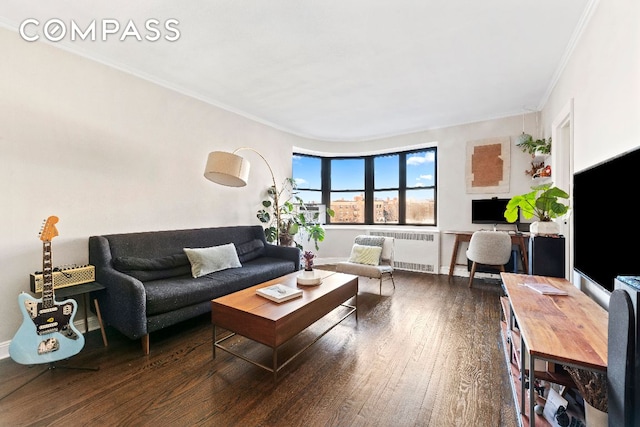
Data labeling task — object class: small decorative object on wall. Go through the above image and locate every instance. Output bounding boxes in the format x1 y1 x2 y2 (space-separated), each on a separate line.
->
466 137 510 194
504 182 569 235
516 135 552 156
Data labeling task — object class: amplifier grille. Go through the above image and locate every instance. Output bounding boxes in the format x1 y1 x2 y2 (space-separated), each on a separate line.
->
30 265 95 293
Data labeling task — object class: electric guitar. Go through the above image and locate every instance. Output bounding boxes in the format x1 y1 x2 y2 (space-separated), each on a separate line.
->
9 216 85 364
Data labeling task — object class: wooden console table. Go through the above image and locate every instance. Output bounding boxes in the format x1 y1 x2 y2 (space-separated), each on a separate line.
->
445 231 529 280
501 273 608 427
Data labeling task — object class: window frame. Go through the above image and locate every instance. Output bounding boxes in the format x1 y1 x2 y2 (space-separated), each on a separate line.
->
293 147 437 226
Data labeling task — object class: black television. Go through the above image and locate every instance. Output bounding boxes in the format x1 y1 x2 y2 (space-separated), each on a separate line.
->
471 198 515 225
574 146 640 292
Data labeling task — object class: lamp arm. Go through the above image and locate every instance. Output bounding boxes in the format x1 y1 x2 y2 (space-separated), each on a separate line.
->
233 147 281 245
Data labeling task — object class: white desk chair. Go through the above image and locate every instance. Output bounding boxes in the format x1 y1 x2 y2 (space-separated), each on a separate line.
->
466 230 512 287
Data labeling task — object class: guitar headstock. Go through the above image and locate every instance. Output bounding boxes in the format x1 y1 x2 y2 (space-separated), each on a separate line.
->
39 216 59 242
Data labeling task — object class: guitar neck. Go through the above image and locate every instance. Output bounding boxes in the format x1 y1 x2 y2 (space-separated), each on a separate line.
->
42 240 55 309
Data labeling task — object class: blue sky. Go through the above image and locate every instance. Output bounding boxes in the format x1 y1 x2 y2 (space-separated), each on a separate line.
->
292 150 435 190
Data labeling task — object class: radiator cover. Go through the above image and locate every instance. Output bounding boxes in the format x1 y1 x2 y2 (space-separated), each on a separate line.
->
370 231 440 273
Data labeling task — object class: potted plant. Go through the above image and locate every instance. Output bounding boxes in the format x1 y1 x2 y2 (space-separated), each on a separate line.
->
504 182 569 235
257 177 335 250
564 366 607 426
302 250 315 271
516 134 552 156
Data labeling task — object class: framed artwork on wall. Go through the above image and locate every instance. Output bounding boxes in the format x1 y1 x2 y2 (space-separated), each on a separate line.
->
465 136 510 194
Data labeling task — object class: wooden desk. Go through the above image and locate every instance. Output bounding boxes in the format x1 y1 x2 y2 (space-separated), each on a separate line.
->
501 273 608 427
445 231 529 280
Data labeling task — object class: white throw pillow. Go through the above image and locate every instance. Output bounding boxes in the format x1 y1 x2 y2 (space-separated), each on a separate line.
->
183 243 242 278
348 244 382 266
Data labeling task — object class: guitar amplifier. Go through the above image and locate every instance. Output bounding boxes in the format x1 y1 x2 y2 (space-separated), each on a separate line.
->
30 265 95 293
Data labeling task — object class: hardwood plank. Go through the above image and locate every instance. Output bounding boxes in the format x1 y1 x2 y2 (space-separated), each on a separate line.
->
0 271 517 426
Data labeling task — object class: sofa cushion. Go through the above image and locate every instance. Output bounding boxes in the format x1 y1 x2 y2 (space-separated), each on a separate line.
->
113 253 191 281
184 243 242 278
144 257 297 315
236 238 266 263
113 253 189 270
348 244 383 266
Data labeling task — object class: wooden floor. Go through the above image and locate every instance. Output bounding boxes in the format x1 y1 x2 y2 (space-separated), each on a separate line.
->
0 271 517 427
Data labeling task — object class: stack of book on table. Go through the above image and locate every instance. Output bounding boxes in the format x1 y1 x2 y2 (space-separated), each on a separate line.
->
256 284 303 303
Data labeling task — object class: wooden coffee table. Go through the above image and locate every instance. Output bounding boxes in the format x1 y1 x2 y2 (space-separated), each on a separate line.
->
211 270 358 380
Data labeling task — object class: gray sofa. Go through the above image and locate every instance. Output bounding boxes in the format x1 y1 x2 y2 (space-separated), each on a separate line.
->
89 225 300 354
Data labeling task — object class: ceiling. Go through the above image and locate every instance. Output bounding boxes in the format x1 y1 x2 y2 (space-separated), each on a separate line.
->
0 1 592 142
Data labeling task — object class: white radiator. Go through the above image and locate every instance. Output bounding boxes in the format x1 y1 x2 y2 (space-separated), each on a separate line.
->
370 231 440 274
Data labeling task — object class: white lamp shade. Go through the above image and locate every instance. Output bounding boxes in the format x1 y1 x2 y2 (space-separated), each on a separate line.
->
204 151 251 187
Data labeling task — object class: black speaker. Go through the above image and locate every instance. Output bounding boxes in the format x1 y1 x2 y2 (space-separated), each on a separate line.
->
467 248 518 273
613 277 640 427
528 235 565 277
608 288 636 427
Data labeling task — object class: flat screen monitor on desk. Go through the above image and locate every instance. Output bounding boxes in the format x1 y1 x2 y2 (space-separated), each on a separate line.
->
471 198 516 225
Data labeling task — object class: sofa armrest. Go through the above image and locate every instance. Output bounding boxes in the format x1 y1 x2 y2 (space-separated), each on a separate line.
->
89 236 148 339
264 244 301 270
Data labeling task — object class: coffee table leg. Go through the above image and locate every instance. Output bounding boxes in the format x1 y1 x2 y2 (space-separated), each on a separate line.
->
355 294 358 322
273 348 277 382
213 324 216 359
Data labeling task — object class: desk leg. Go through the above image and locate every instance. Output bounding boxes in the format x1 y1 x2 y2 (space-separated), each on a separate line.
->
93 299 108 347
448 235 461 281
520 335 526 416
83 294 90 333
529 350 536 427
518 237 529 274
508 304 514 364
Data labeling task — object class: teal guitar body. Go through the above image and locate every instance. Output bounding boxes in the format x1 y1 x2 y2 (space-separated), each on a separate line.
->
9 216 85 365
9 292 84 364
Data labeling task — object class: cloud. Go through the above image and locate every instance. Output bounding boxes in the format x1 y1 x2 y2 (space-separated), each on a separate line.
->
407 151 435 166
294 177 308 186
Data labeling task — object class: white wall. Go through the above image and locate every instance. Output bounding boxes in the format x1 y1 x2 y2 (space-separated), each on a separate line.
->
0 27 304 347
541 0 640 307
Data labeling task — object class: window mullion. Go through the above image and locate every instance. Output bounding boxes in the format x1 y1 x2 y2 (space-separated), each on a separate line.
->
364 157 373 224
399 153 406 224
322 157 331 223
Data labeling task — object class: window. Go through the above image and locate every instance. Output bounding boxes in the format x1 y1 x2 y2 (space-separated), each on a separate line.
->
292 148 437 226
405 150 436 225
374 154 399 224
330 159 365 223
292 154 322 206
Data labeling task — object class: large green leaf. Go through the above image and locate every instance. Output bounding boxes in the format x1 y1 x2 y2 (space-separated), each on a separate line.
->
504 183 569 223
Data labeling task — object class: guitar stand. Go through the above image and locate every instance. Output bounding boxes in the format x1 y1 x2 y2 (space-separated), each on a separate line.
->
0 361 99 401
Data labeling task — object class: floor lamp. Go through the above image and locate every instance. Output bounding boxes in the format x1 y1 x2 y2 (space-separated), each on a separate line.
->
203 148 281 244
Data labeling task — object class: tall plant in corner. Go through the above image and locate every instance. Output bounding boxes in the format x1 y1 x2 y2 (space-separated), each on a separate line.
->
257 177 335 250
504 182 569 235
